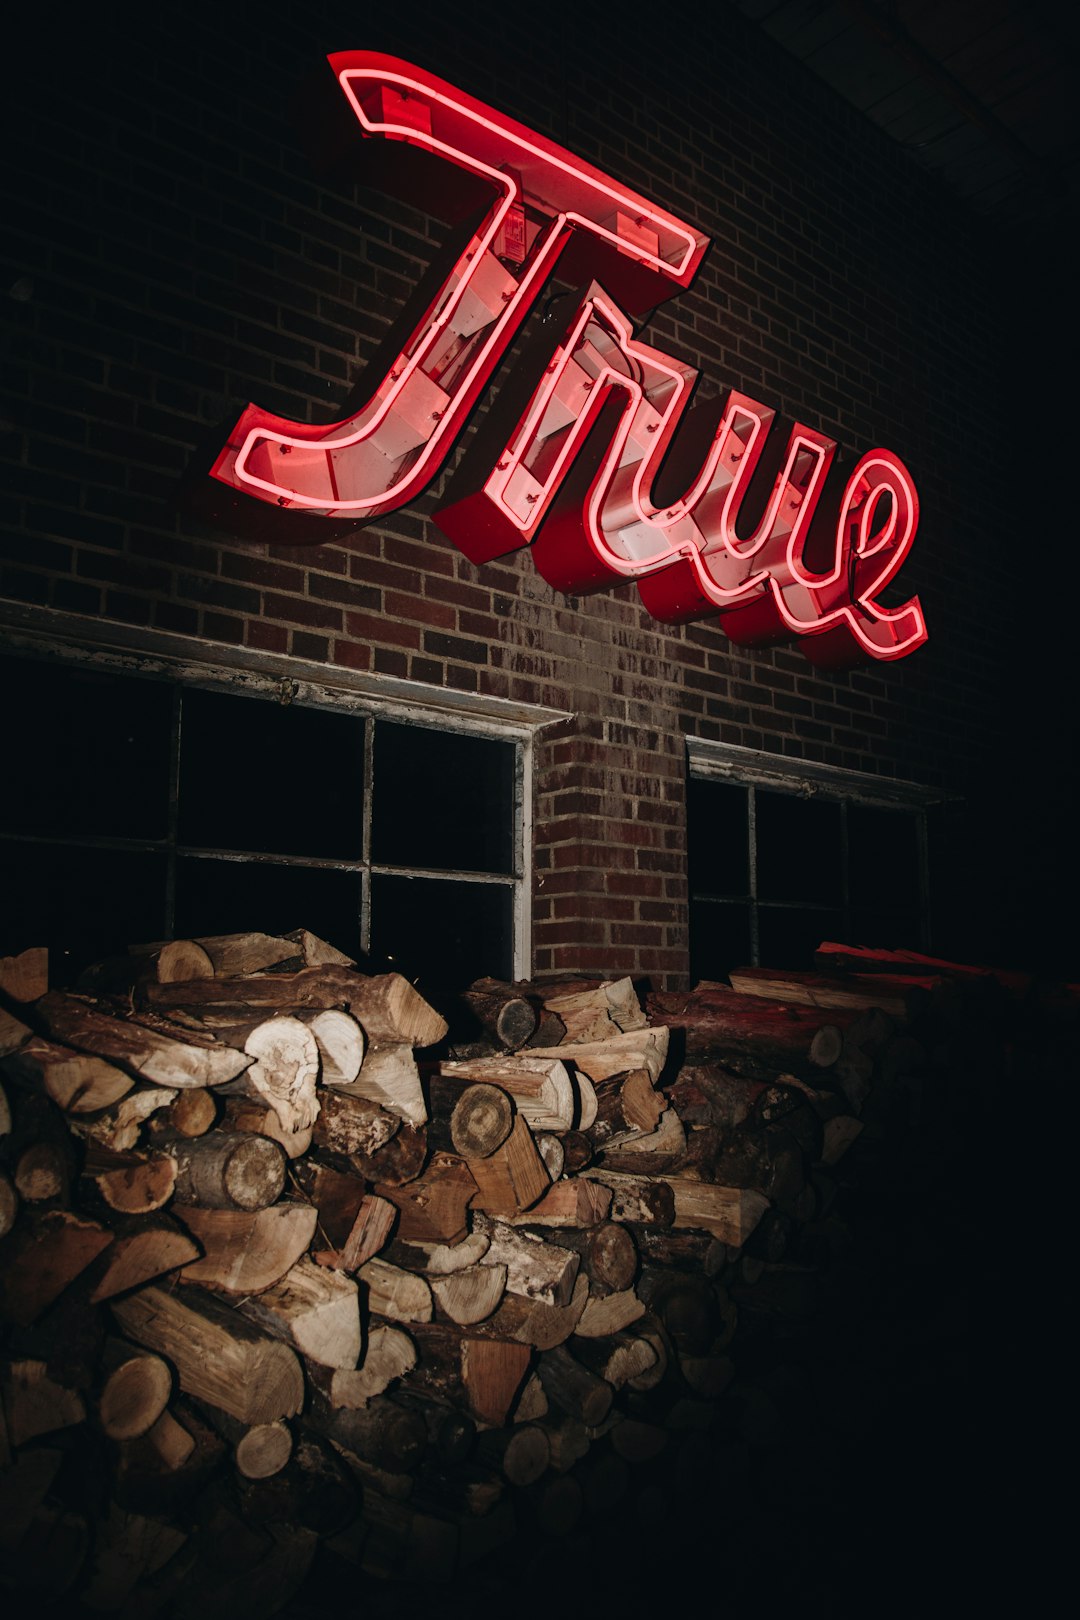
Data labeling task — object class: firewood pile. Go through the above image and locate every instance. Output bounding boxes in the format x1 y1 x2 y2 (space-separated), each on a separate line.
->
0 931 1066 1610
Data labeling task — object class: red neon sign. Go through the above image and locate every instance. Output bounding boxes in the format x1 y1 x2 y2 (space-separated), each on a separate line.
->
207 52 925 666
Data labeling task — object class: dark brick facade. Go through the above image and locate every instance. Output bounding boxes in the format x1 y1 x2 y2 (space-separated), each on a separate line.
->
3 2 1071 979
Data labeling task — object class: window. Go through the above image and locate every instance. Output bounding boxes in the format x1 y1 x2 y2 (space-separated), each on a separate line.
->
0 650 534 994
687 739 933 983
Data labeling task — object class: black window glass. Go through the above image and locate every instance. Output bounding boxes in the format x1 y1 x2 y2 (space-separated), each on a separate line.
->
757 905 841 971
178 688 365 859
690 898 751 985
1 655 171 840
371 723 515 875
688 779 749 897
369 874 512 992
850 909 923 952
174 857 362 959
848 805 921 911
756 790 841 905
0 842 167 985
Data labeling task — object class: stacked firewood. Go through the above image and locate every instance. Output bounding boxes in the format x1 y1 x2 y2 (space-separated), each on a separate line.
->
1 929 1035 1608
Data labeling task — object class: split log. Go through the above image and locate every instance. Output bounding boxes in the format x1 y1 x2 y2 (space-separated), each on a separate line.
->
220 1095 311 1159
473 1216 580 1306
669 1065 765 1129
69 1083 178 1151
291 1159 366 1249
382 1230 490 1276
501 1177 612 1229
358 1258 434 1323
111 1401 223 1517
584 1068 664 1149
81 1141 177 1214
84 1211 199 1303
294 1007 365 1085
430 1263 507 1325
0 1171 16 1239
145 967 448 1048
541 977 646 1042
466 1113 551 1216
0 946 48 1001
33 992 251 1089
481 1271 590 1350
2 1357 86 1444
582 1167 675 1226
727 965 915 1018
96 1339 173 1440
222 1015 320 1138
555 1221 637 1296
3 1035 134 1113
306 1324 417 1407
376 1151 477 1244
176 1203 317 1294
599 1103 687 1173
0 1006 32 1059
280 929 356 969
527 1025 670 1085
166 1130 286 1211
570 1330 658 1390
624 1224 727 1276
666 1175 770 1246
313 1193 396 1274
437 1054 575 1131
820 1113 864 1165
574 1288 645 1338
312 1090 399 1158
534 1131 565 1180
112 1285 305 1424
512 1371 548 1423
0 1209 113 1325
537 1344 612 1426
237 1255 361 1369
340 1042 425 1127
191 931 299 976
460 1338 533 1426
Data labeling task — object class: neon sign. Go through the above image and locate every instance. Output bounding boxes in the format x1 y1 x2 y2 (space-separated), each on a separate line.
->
208 52 925 666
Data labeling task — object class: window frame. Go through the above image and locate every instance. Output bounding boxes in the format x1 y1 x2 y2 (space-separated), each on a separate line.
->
0 613 570 979
686 737 938 969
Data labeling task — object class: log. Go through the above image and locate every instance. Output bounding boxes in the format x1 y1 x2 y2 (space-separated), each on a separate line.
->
541 977 646 1042
313 1193 396 1274
81 1141 178 1214
192 1403 294 1479
280 928 356 968
306 1323 417 1407
647 985 856 1078
475 1423 549 1485
3 1035 134 1114
727 965 915 1017
0 1208 113 1325
466 1113 551 1216
146 967 448 1047
574 1288 645 1338
237 1432 357 1535
14 1140 68 1203
584 1068 664 1148
176 1203 318 1294
291 1159 367 1249
227 1015 320 1138
349 1120 428 1186
312 1090 399 1158
461 1337 533 1426
341 1042 425 1127
570 1330 658 1390
430 1263 507 1325
306 1393 428 1474
358 1258 434 1324
599 1103 687 1173
382 1230 490 1276
527 1025 670 1085
296 1007 365 1085
481 1271 590 1350
111 1402 222 1517
33 992 252 1089
555 1129 594 1174
533 1131 565 1180
112 1285 305 1424
820 1114 865 1165
0 1171 16 1239
69 1083 178 1151
376 1151 477 1244
428 1079 514 1159
97 1339 173 1440
191 931 298 976
237 1255 361 1370
537 1344 612 1426
127 938 216 982
473 1216 581 1306
165 1087 218 1137
0 1006 32 1059
0 946 48 1001
555 1222 637 1296
220 1095 312 1159
460 980 539 1050
436 1054 575 1131
167 1130 286 1211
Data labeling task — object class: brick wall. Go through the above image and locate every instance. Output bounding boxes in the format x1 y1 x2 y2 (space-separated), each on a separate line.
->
2 2 1065 980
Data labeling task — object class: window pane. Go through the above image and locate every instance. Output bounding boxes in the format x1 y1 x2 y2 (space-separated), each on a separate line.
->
690 898 751 985
756 791 841 904
688 779 749 898
1 656 171 839
175 857 362 960
371 723 515 875
848 805 921 912
0 840 167 985
758 905 841 970
850 909 924 952
178 689 365 859
370 874 513 992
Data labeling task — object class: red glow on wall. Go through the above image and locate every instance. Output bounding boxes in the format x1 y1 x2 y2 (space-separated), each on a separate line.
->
207 52 925 666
